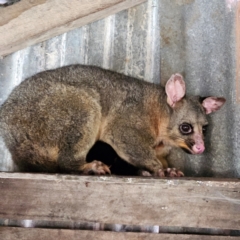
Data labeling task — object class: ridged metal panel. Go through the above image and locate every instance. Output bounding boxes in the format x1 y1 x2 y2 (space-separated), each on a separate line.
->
0 0 238 178
159 0 238 177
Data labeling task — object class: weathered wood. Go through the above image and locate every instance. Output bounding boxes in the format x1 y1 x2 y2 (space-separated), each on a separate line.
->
0 0 146 57
0 227 238 240
0 173 239 230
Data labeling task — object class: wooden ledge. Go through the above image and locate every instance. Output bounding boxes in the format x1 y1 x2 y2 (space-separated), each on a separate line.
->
0 0 146 56
0 172 239 231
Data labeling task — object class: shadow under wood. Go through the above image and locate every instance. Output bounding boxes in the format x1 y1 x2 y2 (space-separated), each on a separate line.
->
0 219 240 236
87 141 139 176
0 0 20 6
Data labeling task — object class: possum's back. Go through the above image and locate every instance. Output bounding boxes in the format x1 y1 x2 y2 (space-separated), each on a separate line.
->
0 65 113 171
0 65 161 172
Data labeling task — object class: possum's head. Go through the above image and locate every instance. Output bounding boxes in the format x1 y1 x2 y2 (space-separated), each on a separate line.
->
165 74 225 154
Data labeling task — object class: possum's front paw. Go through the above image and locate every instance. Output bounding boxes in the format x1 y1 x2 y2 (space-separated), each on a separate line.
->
140 168 184 177
81 160 111 175
163 168 184 177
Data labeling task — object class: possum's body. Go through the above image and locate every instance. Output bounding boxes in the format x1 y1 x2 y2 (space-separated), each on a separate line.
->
0 65 225 176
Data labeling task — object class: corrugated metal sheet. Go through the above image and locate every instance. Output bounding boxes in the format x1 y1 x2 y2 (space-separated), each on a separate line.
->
159 0 238 177
0 0 238 178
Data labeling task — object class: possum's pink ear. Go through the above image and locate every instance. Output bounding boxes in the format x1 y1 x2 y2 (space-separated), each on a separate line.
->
202 97 226 114
165 74 185 108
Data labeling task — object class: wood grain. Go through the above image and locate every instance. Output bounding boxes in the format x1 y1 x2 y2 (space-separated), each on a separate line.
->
0 0 146 57
0 173 239 230
0 227 238 240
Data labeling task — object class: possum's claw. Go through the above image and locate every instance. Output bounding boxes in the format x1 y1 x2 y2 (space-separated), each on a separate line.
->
81 160 111 175
157 169 166 177
164 168 184 177
139 168 184 177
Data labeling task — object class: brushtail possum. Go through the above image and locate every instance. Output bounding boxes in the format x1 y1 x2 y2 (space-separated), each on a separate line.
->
0 65 225 177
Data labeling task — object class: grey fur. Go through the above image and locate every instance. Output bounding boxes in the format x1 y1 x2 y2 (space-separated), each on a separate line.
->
0 65 224 176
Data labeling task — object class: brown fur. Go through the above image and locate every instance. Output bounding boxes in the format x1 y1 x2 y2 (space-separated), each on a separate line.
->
0 65 225 176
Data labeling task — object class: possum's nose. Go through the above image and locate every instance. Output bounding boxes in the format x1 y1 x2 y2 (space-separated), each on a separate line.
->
192 133 205 154
192 144 205 154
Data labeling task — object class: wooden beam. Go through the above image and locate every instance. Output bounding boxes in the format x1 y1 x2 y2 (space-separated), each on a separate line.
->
0 228 238 240
0 0 146 57
0 173 239 230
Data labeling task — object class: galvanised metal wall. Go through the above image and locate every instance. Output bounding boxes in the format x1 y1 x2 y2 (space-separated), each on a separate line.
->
0 0 238 178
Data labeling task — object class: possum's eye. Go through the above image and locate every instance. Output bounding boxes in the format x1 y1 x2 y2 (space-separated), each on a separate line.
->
179 123 193 135
202 125 208 135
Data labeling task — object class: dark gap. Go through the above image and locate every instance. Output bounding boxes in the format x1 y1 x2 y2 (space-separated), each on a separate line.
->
0 219 240 236
0 0 21 7
86 141 139 176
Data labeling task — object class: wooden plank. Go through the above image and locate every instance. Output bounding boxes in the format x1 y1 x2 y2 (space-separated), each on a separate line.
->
0 227 238 240
0 0 146 57
0 173 239 230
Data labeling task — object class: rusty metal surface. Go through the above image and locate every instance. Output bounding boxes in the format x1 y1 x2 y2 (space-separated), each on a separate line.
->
0 0 238 178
